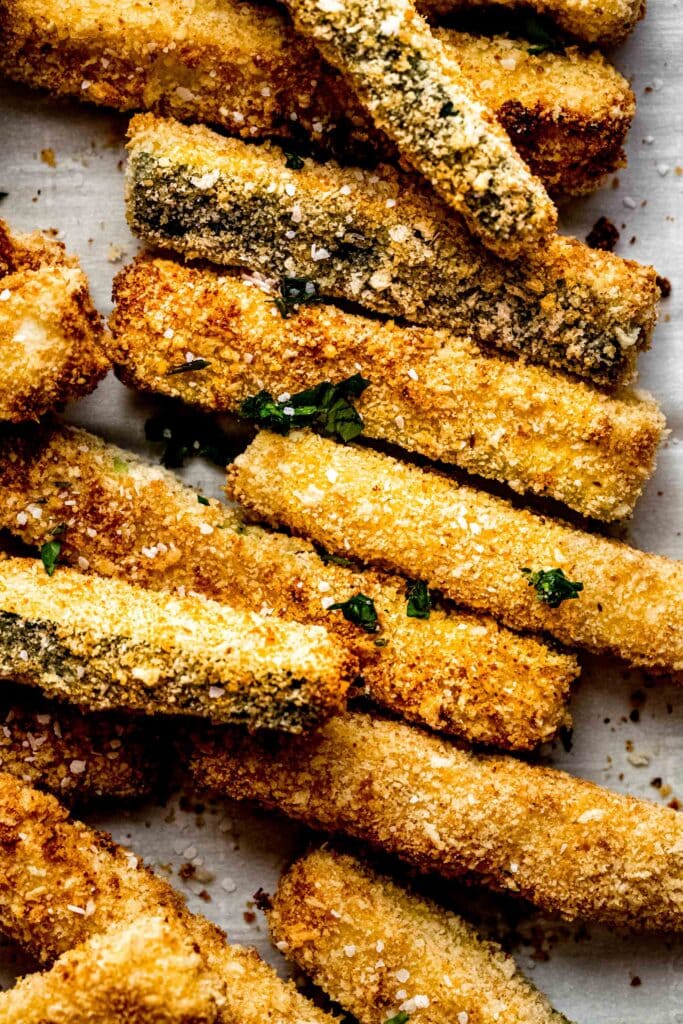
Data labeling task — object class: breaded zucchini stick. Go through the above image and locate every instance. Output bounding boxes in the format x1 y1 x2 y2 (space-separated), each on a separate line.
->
281 0 556 258
0 684 159 804
0 220 108 421
0 916 221 1024
420 0 646 48
0 0 635 196
110 255 664 522
228 430 683 676
192 710 683 931
0 771 337 1024
125 116 659 387
270 849 570 1024
0 425 577 750
0 557 353 730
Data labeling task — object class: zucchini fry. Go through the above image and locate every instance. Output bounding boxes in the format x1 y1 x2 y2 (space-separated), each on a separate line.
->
270 849 570 1024
0 916 221 1024
0 0 635 196
0 220 108 422
421 0 645 48
0 684 159 804
0 557 353 731
191 710 683 932
281 0 556 258
0 424 577 750
0 771 338 1024
125 115 659 388
228 430 683 676
110 255 664 522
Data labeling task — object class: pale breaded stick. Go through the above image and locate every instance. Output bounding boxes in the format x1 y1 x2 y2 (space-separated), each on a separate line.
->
420 0 645 47
191 710 683 931
125 115 659 388
0 0 636 197
0 425 577 750
0 684 159 804
228 430 683 676
0 557 353 731
0 771 338 1024
110 255 664 522
0 220 108 422
270 849 570 1024
0 916 222 1024
281 0 556 258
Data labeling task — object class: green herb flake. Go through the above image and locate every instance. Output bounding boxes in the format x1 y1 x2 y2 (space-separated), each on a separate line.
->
240 373 370 443
439 100 459 118
522 13 565 54
197 495 210 506
315 544 356 569
274 277 319 318
406 579 432 619
40 540 61 577
521 567 584 608
329 592 379 634
145 404 239 469
385 1014 409 1024
112 456 129 473
167 358 211 376
284 151 305 170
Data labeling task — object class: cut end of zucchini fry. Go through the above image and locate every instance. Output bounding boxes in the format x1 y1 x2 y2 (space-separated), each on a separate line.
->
270 848 570 1024
0 219 108 422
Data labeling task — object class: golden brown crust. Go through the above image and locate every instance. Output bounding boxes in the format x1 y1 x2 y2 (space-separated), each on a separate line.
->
0 0 634 196
0 916 222 1024
109 254 664 521
0 557 354 731
0 771 340 1024
0 424 577 750
420 0 646 47
0 685 159 805
227 430 683 675
270 849 570 1024
192 711 683 932
125 115 659 388
281 0 556 258
0 220 108 422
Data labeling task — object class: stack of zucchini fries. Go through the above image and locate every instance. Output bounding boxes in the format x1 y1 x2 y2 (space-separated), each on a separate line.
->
0 0 678 1020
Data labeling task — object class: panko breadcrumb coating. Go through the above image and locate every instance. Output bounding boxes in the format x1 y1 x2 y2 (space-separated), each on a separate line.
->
0 220 108 422
192 711 683 931
125 115 659 387
0 915 222 1024
228 430 683 675
0 557 353 731
0 0 635 196
110 255 664 521
281 0 556 258
0 771 338 1024
0 424 577 750
0 684 159 805
270 849 570 1024
420 0 646 47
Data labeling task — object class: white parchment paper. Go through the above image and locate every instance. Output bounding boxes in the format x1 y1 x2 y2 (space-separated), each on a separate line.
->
1 3 682 1018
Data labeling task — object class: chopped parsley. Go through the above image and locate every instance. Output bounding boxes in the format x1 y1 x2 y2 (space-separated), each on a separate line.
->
439 100 459 118
112 456 129 473
240 373 370 443
274 277 319 318
166 358 212 376
40 540 61 577
384 1015 409 1024
521 567 584 608
329 592 379 633
405 579 432 619
145 402 240 469
197 495 210 506
283 151 305 170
